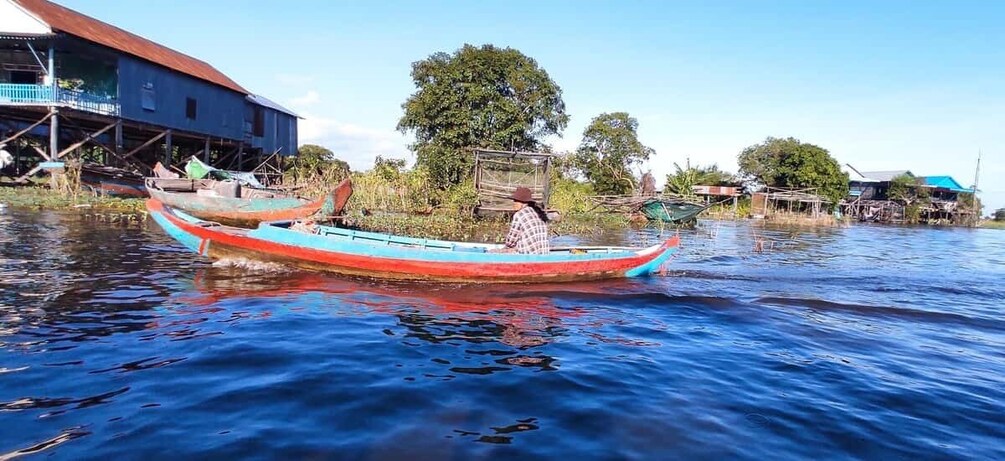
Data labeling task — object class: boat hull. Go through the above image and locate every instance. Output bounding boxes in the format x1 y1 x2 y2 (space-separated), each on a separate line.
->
80 164 148 197
145 178 351 227
147 199 679 283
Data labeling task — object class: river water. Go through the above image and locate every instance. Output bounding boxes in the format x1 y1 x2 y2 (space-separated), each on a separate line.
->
1 211 1003 460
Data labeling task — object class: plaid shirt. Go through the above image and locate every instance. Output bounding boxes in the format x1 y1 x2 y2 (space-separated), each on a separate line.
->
505 206 550 254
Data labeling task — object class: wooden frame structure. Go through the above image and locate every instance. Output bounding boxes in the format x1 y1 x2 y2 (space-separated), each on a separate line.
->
472 148 552 214
752 187 828 217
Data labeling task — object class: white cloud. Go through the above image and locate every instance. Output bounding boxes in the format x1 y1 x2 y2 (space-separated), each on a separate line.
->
289 90 320 108
297 111 410 170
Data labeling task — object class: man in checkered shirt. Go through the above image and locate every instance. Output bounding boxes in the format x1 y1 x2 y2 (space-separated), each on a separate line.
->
502 187 550 254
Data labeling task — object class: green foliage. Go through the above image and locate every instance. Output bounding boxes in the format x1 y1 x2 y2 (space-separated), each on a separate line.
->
549 178 595 214
283 144 351 199
738 137 849 204
664 161 733 198
887 173 929 206
573 112 654 195
665 162 699 199
350 161 438 213
994 208 1005 222
397 44 569 188
442 180 480 214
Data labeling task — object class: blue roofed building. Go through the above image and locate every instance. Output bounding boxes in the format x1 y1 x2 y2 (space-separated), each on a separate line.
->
842 165 977 225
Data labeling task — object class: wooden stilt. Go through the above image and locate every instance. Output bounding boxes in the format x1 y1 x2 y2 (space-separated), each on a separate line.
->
48 109 58 161
122 130 169 161
164 130 173 166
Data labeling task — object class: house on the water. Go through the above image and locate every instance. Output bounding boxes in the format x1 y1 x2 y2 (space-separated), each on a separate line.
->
842 166 977 224
0 0 298 181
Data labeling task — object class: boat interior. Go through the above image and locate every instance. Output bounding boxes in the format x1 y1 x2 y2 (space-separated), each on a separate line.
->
268 220 643 255
147 178 287 199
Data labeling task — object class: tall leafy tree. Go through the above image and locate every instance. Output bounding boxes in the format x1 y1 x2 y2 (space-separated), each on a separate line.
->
573 112 655 195
738 137 848 204
397 44 569 188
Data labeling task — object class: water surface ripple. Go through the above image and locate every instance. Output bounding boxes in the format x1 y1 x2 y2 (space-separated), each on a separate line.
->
1 212 1003 459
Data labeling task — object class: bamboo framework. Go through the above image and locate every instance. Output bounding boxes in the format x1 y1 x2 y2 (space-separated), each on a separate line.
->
472 148 552 213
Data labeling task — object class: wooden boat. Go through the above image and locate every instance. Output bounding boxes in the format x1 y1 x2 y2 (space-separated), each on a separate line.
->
144 177 352 227
639 198 709 224
146 199 680 283
79 163 148 197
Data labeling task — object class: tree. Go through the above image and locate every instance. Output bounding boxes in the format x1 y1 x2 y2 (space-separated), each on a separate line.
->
573 112 655 195
285 144 350 188
888 173 929 205
737 137 848 204
397 44 569 188
888 173 932 224
665 161 735 198
994 208 1005 222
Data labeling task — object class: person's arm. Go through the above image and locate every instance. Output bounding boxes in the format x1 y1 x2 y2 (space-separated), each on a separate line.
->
504 215 522 249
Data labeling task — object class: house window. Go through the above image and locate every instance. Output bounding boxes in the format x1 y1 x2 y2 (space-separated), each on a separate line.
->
185 97 197 120
9 71 38 84
141 83 155 111
253 106 264 137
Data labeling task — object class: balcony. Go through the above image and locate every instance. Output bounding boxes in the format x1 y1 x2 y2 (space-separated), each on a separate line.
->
0 83 120 116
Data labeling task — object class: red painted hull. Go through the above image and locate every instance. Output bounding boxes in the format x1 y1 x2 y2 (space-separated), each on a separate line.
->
148 199 680 283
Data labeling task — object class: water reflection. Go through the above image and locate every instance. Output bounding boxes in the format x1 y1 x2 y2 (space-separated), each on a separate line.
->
173 268 637 374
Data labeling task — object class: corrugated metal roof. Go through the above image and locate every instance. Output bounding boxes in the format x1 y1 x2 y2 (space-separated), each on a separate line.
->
247 94 301 118
859 170 912 182
921 176 971 193
13 0 248 94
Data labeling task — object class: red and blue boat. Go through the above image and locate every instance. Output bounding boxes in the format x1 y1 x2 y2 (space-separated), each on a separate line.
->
146 199 680 283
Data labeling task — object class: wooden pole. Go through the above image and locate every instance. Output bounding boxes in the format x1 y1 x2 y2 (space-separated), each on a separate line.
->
14 140 21 175
49 110 58 161
204 137 210 163
114 119 123 165
164 130 173 166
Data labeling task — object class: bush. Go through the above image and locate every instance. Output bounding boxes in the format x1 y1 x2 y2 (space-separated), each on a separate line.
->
994 208 1005 222
549 178 595 214
441 180 480 214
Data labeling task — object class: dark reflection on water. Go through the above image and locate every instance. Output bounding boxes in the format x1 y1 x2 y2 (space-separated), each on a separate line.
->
2 211 1004 460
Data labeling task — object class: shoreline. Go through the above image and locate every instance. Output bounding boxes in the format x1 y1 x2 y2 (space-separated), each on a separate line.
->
2 186 1000 235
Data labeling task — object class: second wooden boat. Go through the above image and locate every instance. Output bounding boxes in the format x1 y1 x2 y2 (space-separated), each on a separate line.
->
144 177 352 227
80 163 147 197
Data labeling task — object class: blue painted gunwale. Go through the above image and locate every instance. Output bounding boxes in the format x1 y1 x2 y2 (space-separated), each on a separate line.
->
248 222 672 264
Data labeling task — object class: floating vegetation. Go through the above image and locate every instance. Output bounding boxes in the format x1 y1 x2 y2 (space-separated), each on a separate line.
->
0 185 145 213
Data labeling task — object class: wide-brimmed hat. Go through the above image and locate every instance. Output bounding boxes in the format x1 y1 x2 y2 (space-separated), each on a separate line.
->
509 187 534 204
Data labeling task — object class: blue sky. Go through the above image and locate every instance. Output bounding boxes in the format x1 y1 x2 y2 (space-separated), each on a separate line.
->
61 0 1004 212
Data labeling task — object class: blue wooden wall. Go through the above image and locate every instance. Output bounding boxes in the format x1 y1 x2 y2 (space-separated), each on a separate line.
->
243 94 299 156
117 56 246 140
247 108 298 156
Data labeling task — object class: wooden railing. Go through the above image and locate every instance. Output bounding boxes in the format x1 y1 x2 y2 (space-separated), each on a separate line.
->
0 83 120 116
